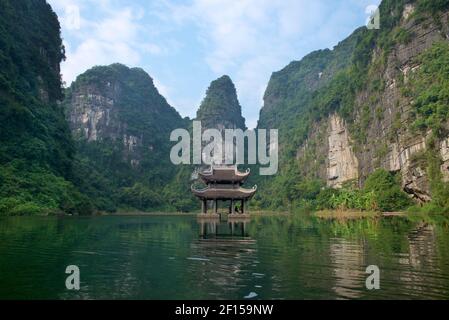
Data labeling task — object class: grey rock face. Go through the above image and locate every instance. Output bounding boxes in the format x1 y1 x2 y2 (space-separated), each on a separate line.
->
262 4 449 202
65 63 184 167
327 114 359 188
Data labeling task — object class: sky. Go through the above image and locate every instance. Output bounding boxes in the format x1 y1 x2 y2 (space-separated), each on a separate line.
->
48 0 381 129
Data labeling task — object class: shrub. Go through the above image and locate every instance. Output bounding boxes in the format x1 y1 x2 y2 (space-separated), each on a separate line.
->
363 169 412 211
119 183 162 211
8 202 52 216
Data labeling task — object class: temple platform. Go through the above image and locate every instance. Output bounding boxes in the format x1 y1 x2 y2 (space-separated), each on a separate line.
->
228 214 251 219
197 213 220 220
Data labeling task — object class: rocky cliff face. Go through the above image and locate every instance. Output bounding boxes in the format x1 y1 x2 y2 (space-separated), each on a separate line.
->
259 0 449 203
63 64 189 212
69 92 115 142
295 114 359 189
327 115 359 188
258 29 361 130
351 4 449 201
66 63 184 168
196 75 246 130
441 137 449 182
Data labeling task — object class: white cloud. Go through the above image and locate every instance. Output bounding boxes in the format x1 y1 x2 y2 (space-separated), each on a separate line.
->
142 43 163 55
62 38 142 85
48 0 166 86
159 0 373 128
159 0 338 128
49 0 377 127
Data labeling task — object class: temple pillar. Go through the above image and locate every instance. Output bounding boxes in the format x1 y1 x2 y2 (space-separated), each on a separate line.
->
241 199 245 214
214 200 218 214
230 199 234 214
199 221 204 237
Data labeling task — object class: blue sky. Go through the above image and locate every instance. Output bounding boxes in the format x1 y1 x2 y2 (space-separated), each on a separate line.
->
48 0 381 128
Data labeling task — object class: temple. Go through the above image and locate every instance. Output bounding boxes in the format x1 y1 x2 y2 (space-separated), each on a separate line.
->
191 165 257 217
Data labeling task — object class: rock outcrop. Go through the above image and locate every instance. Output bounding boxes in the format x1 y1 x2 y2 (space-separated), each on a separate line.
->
327 115 359 188
63 64 190 211
441 137 449 182
259 0 449 202
352 4 449 201
66 63 184 167
196 75 246 131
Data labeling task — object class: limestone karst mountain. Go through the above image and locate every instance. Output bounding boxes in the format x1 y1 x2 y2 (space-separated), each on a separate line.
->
66 63 184 168
255 0 449 210
0 0 92 215
64 63 191 212
2 0 449 215
196 75 246 131
192 75 249 169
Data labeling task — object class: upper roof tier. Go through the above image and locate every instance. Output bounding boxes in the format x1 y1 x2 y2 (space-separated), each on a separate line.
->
198 165 251 184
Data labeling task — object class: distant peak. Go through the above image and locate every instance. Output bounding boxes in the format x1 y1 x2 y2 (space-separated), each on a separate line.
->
196 76 246 130
215 75 232 82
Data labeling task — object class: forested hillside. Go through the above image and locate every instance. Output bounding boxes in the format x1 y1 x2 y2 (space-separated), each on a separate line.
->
254 0 449 213
0 0 92 215
64 64 190 212
196 75 246 131
0 1 194 215
2 0 449 216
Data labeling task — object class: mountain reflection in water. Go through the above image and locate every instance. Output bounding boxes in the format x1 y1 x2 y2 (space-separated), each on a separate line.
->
1 214 449 299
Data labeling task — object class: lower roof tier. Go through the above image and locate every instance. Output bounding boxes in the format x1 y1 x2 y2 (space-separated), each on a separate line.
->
191 185 257 200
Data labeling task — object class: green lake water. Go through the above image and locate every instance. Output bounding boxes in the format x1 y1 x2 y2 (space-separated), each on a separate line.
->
1 214 449 300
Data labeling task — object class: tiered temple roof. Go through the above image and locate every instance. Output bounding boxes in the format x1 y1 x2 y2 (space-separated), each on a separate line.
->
198 166 251 184
191 165 257 215
191 185 257 200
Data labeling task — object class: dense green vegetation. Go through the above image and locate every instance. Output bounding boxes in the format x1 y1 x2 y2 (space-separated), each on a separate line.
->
253 0 449 213
0 0 93 215
196 75 246 130
402 42 449 213
0 160 93 216
2 0 449 216
0 2 197 215
252 169 412 212
318 169 412 212
64 64 197 213
406 42 449 137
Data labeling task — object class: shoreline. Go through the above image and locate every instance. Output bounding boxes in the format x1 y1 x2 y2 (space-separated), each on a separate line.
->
0 210 441 220
312 210 408 220
102 210 291 217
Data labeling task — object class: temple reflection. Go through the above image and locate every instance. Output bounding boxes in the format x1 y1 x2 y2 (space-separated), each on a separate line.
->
197 216 251 239
188 217 257 298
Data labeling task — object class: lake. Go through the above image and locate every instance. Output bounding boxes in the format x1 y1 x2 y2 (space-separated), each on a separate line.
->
0 214 449 300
